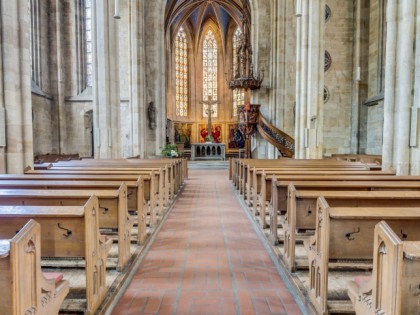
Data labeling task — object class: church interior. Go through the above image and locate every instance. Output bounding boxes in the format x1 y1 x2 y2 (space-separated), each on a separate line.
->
1 0 420 314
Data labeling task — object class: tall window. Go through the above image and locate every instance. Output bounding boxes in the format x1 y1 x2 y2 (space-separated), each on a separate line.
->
28 0 41 86
175 27 188 117
232 27 244 116
85 0 93 87
378 0 387 93
203 30 218 117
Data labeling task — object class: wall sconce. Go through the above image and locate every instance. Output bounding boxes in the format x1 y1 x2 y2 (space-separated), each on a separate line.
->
296 0 302 17
114 0 120 19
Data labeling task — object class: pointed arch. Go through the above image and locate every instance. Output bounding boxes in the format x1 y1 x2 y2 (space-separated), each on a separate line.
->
202 29 218 117
175 27 189 117
232 26 244 116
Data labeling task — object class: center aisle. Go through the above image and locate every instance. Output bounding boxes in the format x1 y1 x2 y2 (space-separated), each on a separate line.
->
112 169 304 315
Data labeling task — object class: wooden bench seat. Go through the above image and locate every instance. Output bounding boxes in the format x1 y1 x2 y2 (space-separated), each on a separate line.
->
254 172 420 214
25 167 167 217
242 167 395 207
50 158 186 196
0 179 148 244
0 173 156 241
0 219 69 315
0 187 132 271
306 201 420 315
231 158 384 190
282 188 420 272
270 179 420 239
249 171 419 216
0 198 111 315
242 167 395 203
348 220 420 315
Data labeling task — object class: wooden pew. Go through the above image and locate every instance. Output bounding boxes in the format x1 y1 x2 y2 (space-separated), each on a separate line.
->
0 179 147 245
244 166 395 205
348 220 420 315
25 167 166 219
254 171 408 228
0 173 155 242
306 200 420 315
250 170 414 218
50 158 186 197
270 179 420 245
0 187 131 271
0 219 69 315
0 197 112 315
232 158 382 191
282 187 420 272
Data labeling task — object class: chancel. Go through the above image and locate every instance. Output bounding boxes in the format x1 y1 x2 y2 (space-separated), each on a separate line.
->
1 0 420 314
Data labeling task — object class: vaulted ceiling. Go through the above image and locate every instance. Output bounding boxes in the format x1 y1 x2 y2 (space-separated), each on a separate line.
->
165 0 250 50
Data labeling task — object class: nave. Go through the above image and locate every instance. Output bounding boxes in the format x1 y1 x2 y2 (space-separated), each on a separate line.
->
111 167 304 315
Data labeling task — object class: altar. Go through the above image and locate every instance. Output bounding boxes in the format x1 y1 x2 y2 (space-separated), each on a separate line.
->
191 143 226 161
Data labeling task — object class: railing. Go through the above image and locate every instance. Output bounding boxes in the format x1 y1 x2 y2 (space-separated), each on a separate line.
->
257 115 295 157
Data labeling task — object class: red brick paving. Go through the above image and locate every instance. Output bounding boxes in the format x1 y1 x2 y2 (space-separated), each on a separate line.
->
112 169 304 315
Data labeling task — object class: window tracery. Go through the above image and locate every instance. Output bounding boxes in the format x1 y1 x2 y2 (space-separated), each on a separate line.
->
175 27 188 117
232 27 244 116
203 30 218 117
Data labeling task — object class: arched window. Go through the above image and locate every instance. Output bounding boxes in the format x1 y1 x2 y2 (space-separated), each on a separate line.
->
203 30 218 117
175 27 188 117
232 27 244 116
85 0 93 87
28 0 41 86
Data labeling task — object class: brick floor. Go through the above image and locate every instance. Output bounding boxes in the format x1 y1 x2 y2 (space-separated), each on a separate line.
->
112 169 304 315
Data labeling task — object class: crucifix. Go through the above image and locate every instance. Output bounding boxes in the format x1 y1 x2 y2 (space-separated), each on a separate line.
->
200 95 220 142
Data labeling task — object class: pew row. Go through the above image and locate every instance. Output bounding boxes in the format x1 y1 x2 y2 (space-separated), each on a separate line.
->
0 179 147 244
0 219 69 315
25 167 166 217
0 173 157 240
270 180 420 246
0 187 132 271
282 187 420 272
251 171 420 221
0 197 112 315
348 221 420 315
306 200 420 315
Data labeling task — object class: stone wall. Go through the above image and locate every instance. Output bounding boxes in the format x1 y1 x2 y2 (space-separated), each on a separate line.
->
32 95 55 155
364 0 384 154
64 101 93 158
366 102 384 155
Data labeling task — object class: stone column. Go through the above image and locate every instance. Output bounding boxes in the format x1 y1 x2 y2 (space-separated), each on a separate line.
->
382 0 415 174
0 0 34 173
92 0 121 158
295 0 324 159
412 0 420 174
128 0 146 157
144 1 166 157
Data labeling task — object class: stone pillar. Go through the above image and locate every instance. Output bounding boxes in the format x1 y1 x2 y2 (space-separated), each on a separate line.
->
295 0 325 159
382 0 416 174
412 0 420 174
351 0 370 154
145 1 166 157
0 0 34 173
92 0 121 158
128 0 146 158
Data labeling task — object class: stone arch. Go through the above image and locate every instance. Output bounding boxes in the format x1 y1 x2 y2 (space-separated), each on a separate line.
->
147 0 270 149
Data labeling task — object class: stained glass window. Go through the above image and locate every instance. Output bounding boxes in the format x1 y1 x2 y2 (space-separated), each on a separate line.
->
232 28 245 116
175 27 188 117
203 30 218 117
85 0 93 87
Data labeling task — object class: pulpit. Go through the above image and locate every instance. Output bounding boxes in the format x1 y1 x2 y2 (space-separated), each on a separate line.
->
191 143 226 161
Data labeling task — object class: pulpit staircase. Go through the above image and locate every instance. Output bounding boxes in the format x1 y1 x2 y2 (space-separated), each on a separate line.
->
257 114 295 158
